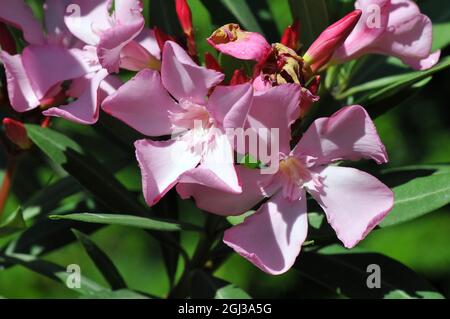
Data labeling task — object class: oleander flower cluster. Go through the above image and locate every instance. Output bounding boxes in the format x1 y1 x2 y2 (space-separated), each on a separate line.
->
0 0 440 275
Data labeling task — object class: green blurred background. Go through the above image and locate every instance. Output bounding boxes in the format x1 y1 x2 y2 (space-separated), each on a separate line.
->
0 0 449 298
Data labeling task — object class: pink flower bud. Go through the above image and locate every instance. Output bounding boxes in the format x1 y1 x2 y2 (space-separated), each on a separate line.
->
3 118 32 150
304 10 362 72
280 20 300 51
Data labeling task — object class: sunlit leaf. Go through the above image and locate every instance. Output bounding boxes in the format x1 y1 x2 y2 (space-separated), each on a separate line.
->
379 165 450 227
50 213 203 232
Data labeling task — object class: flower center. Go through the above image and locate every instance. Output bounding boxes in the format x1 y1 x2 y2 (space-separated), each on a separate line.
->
170 100 213 131
279 157 311 185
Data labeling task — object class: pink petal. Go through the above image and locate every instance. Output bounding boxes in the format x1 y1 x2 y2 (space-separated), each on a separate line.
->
64 0 113 45
374 10 438 70
101 69 181 136
114 0 143 24
198 132 242 193
43 69 108 124
224 190 308 275
98 74 123 100
22 45 96 100
207 24 271 62
97 16 145 73
177 165 276 216
0 51 40 112
334 0 390 60
135 28 161 60
119 40 161 72
207 83 253 129
0 0 44 44
135 139 201 206
161 41 224 104
402 50 441 71
308 166 394 248
44 0 72 40
293 105 388 166
247 84 301 157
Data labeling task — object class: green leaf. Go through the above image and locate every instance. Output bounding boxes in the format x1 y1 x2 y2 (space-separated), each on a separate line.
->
22 176 82 220
0 253 107 296
50 213 203 232
289 0 329 48
295 245 444 299
421 0 450 50
25 124 147 214
0 207 26 238
220 0 263 33
149 0 180 35
190 270 251 299
1 211 103 264
226 210 255 226
356 56 450 105
379 165 450 228
338 56 450 100
72 229 127 290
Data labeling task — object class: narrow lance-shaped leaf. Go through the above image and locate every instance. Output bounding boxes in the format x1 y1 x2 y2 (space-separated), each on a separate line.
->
378 165 450 228
0 253 107 296
289 0 329 48
72 229 127 291
295 245 444 299
220 0 264 34
25 124 147 214
50 213 203 232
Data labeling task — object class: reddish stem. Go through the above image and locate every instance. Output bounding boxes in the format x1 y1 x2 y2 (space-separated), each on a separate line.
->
0 160 17 218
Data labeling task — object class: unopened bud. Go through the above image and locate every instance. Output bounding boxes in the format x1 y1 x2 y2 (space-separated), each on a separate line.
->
3 118 32 150
204 52 222 72
281 20 300 51
304 10 362 72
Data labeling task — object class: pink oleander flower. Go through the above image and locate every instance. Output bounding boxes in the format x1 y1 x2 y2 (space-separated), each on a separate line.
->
102 41 259 206
333 0 441 70
64 0 161 73
178 105 394 275
0 0 125 124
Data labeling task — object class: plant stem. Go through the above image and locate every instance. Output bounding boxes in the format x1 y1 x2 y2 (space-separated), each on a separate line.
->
168 214 223 299
0 160 17 218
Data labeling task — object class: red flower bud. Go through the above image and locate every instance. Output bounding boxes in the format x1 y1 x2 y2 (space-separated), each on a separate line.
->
281 20 300 51
176 0 193 34
3 118 32 150
0 22 16 55
304 10 362 72
229 69 250 86
175 0 197 60
154 27 176 53
204 52 222 73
